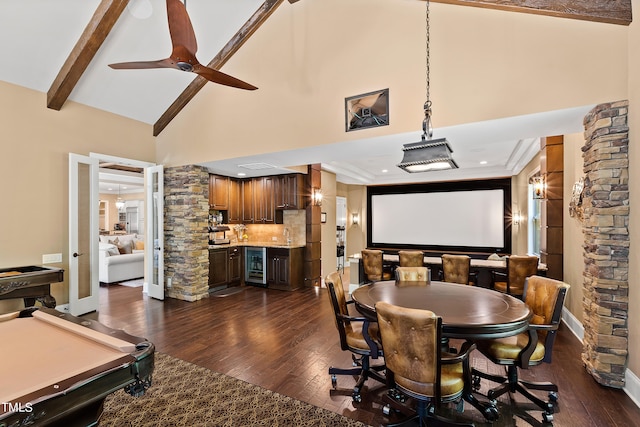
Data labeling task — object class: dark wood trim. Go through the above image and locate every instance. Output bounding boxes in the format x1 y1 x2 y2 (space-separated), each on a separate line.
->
47 0 129 111
153 0 285 136
431 0 632 26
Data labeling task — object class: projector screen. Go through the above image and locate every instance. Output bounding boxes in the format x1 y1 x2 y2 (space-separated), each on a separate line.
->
367 179 511 253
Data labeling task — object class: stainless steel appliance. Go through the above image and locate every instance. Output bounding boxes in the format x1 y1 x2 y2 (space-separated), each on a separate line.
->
245 247 267 286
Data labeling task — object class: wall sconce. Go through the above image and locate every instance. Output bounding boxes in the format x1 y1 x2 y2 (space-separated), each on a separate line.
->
351 213 359 225
311 188 323 206
530 175 545 199
512 212 525 227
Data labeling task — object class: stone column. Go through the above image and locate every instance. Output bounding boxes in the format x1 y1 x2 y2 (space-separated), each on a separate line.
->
581 100 629 387
164 165 210 301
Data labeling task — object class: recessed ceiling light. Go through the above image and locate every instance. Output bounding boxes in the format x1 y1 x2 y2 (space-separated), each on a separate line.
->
382 169 388 173
237 172 246 177
480 161 488 165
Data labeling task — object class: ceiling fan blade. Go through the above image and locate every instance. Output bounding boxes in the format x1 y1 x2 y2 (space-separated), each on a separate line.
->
167 0 198 54
109 58 176 70
192 64 258 91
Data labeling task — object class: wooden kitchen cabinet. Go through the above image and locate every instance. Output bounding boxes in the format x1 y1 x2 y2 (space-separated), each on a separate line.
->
228 178 242 224
275 174 305 210
228 246 242 285
241 179 254 223
253 176 275 224
266 247 303 291
209 248 228 289
209 174 229 210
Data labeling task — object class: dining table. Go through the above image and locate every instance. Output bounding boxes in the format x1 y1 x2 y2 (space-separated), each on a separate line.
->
351 280 533 421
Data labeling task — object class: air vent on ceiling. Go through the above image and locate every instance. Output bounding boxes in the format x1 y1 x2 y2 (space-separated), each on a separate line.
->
237 162 277 170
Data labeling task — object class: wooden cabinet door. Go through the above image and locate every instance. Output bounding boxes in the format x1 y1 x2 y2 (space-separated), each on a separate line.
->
228 247 242 284
209 249 228 288
228 178 241 223
253 177 275 223
209 175 229 210
241 179 254 223
274 175 287 209
275 174 304 210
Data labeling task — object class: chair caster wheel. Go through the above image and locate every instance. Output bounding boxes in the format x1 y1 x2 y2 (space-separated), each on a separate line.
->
331 374 337 389
383 404 391 416
352 393 362 403
472 375 481 390
483 406 499 422
543 412 554 423
549 391 558 402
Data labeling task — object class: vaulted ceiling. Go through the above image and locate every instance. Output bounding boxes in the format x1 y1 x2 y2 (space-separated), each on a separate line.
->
0 0 632 185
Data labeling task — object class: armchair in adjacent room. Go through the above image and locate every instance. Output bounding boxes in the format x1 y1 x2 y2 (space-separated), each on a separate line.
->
325 271 386 403
472 275 569 424
492 255 539 298
375 301 476 427
361 249 393 283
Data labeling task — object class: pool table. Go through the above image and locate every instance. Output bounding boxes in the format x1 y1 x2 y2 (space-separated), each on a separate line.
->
0 307 154 427
0 265 64 308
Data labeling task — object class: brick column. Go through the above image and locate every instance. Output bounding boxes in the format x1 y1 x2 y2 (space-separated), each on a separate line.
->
581 100 629 387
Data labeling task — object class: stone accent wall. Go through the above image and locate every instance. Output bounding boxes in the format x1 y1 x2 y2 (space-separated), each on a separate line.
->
581 100 629 387
164 165 210 301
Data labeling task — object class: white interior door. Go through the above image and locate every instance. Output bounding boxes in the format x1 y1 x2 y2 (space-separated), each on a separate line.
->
145 165 164 300
68 153 99 315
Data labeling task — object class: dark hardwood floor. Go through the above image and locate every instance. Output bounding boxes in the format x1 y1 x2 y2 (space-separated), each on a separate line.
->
90 278 640 427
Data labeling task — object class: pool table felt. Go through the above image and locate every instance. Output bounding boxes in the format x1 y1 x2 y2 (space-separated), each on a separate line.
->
0 310 135 403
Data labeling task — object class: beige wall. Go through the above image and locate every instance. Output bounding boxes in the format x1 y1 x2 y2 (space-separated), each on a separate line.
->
511 153 542 255
0 82 155 311
155 0 627 168
626 0 640 378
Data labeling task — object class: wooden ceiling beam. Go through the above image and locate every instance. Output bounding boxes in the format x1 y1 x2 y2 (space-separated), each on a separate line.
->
431 0 632 26
47 0 129 111
153 0 285 136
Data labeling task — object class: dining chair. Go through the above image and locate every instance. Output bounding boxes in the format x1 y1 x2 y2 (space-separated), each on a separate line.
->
395 266 430 282
441 254 474 285
324 271 386 403
398 250 424 267
375 301 476 427
472 275 570 424
492 255 539 297
361 249 393 283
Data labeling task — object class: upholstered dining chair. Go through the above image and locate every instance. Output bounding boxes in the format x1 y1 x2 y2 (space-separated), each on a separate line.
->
362 249 393 283
472 275 569 424
492 255 539 298
375 301 476 427
398 250 424 267
395 266 430 283
441 254 474 285
325 271 386 403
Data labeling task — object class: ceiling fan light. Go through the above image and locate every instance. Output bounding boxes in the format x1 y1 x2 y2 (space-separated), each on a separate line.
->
397 137 458 173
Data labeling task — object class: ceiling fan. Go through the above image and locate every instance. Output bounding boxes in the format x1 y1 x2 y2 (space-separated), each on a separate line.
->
109 0 257 90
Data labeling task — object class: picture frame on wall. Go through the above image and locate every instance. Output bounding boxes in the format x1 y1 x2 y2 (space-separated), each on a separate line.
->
345 89 389 132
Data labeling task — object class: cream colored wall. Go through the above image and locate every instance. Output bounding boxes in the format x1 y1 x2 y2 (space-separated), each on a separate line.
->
0 82 155 311
626 0 640 378
563 133 587 324
512 152 542 255
345 185 367 257
321 171 337 278
155 0 627 168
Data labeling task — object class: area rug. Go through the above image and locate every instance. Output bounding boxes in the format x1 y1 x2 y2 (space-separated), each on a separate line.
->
100 352 368 427
118 278 144 288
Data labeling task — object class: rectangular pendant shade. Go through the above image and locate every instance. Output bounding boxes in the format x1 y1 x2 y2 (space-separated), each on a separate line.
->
397 137 458 173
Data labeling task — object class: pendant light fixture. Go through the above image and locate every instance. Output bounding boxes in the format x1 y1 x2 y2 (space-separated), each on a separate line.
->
115 185 125 210
397 0 457 173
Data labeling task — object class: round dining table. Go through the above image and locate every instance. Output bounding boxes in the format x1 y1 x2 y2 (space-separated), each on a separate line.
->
351 280 532 340
352 280 531 421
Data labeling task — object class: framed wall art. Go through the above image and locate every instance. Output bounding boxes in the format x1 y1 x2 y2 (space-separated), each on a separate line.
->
345 89 389 132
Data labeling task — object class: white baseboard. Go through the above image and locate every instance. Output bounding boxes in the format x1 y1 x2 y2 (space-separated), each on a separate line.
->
561 307 640 409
